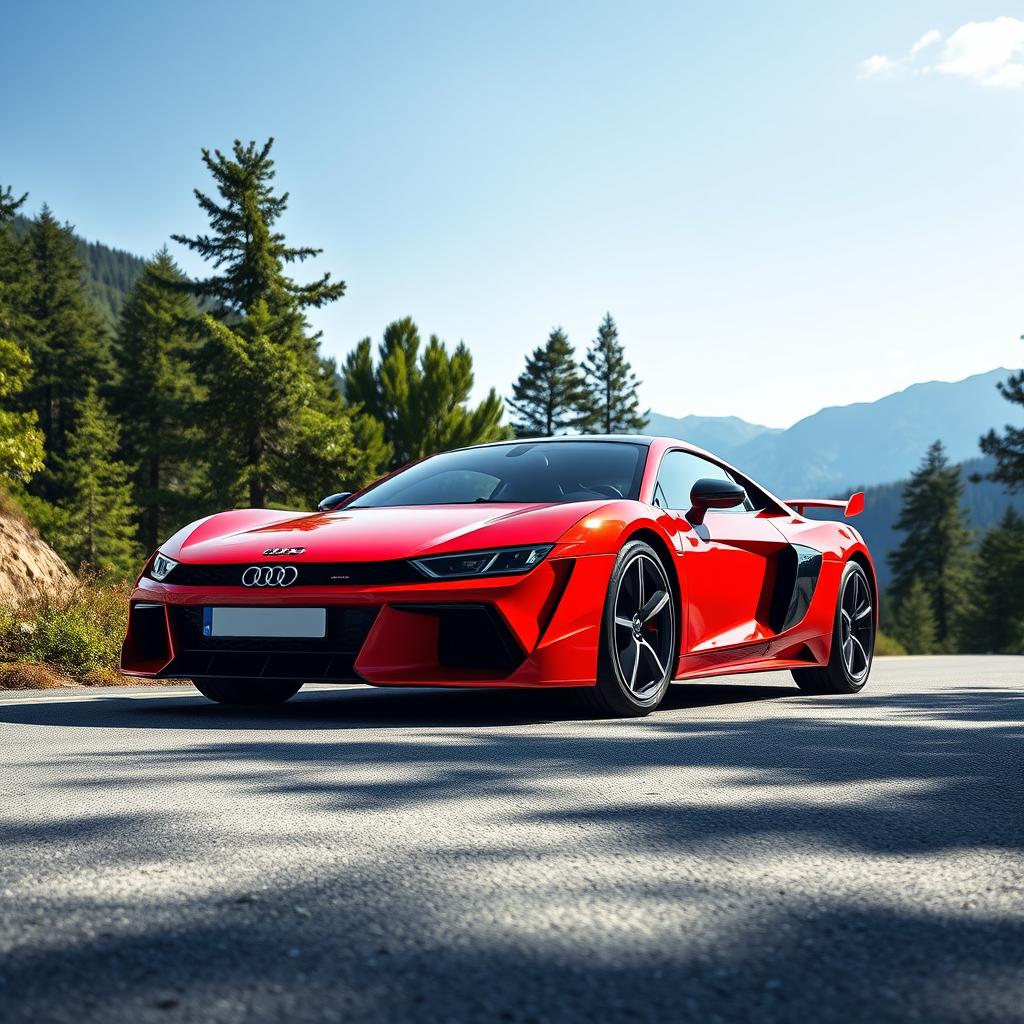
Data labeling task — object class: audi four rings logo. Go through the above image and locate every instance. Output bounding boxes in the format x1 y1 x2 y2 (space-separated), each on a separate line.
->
242 565 299 587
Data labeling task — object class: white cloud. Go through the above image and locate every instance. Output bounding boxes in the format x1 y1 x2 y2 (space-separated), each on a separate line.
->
859 54 898 78
909 29 941 58
934 17 1024 87
859 17 1024 88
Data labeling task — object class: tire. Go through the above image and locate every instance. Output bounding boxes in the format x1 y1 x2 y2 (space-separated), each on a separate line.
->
792 560 875 695
579 540 678 717
192 678 303 706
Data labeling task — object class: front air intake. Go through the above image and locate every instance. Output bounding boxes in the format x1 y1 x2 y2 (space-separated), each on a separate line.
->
392 603 525 675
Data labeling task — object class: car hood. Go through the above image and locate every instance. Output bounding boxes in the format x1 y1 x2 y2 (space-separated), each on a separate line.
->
164 501 611 565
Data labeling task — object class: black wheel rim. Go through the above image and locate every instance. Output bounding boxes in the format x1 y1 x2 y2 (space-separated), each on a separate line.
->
840 570 873 681
612 553 674 699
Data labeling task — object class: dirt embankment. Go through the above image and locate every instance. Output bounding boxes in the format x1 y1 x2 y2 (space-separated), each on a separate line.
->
0 508 77 608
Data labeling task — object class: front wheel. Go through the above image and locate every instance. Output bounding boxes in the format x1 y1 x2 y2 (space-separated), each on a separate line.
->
192 678 303 706
792 560 874 694
580 540 678 717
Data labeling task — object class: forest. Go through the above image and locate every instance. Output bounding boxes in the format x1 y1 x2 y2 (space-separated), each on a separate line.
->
0 137 1022 685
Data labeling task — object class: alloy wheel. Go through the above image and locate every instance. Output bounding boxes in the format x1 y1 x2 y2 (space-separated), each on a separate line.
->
839 569 873 681
612 553 674 699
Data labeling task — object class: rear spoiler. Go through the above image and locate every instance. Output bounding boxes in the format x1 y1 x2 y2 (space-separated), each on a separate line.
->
786 492 864 518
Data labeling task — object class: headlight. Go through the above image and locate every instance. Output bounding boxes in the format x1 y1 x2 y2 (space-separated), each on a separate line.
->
411 544 554 579
149 552 179 581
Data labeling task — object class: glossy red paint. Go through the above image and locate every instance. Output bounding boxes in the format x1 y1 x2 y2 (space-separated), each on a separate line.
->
121 436 876 691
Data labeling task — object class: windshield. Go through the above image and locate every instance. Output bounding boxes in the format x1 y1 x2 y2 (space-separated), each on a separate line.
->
347 441 648 508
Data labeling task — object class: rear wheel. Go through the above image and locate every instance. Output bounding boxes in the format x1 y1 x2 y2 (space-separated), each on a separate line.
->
192 678 303 706
792 560 874 694
581 540 677 717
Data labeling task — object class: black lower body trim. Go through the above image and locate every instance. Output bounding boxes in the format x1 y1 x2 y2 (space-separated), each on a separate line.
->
162 605 379 681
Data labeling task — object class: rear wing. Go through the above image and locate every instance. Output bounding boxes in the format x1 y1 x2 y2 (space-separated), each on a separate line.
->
786 492 864 518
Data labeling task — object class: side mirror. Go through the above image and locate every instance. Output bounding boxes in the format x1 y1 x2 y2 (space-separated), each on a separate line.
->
317 492 352 512
687 477 746 525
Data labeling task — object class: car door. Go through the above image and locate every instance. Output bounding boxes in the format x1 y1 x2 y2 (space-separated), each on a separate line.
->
653 449 788 657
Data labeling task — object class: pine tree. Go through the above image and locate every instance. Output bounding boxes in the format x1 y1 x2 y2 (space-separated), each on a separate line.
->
0 338 44 482
887 440 974 650
171 138 345 320
18 207 109 499
979 353 1024 490
59 387 138 574
342 317 506 469
507 328 587 438
111 248 203 551
579 313 647 433
967 507 1024 653
172 138 366 507
890 578 938 655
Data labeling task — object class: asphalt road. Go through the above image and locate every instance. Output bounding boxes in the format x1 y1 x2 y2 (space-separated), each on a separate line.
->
1 657 1022 1024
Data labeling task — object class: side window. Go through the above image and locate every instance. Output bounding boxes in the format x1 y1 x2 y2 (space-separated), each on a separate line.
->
653 450 754 512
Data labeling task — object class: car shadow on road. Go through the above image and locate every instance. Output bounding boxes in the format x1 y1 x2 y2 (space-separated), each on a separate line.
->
0 678 801 731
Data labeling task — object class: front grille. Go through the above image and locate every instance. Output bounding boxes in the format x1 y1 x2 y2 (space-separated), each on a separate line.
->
165 604 379 681
164 561 422 587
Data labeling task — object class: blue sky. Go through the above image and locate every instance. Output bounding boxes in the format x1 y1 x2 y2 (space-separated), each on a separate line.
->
5 1 1023 427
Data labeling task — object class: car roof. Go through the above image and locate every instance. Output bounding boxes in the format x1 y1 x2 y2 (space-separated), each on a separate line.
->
457 434 719 459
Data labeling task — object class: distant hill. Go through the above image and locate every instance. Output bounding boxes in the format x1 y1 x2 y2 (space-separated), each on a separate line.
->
13 215 147 330
647 369 1021 495
807 456 1024 589
726 368 1022 497
644 412 780 460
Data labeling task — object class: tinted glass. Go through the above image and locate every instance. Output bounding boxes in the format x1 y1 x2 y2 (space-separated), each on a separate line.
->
654 450 751 511
348 442 648 507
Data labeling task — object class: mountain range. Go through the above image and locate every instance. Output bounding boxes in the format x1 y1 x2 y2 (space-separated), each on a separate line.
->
648 368 1021 498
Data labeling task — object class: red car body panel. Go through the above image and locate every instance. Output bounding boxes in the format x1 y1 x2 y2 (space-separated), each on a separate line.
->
121 437 876 690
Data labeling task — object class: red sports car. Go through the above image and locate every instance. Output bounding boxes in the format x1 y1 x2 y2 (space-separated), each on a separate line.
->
121 436 876 716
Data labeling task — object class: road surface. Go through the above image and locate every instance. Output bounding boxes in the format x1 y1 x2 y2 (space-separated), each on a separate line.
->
1 656 1022 1023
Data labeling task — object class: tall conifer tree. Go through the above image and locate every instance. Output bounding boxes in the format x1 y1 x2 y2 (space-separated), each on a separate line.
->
59 387 138 574
342 317 505 469
579 314 647 433
111 248 203 550
172 138 364 506
888 441 974 650
507 328 587 438
19 207 108 499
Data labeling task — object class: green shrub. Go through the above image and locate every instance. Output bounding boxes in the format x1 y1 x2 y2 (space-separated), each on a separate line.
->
874 629 907 657
26 608 113 675
0 575 130 678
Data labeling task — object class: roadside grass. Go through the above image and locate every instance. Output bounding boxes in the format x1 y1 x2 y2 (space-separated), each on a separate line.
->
875 629 907 656
0 575 175 689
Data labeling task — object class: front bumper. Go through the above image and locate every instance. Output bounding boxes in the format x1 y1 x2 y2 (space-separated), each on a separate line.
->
120 554 616 688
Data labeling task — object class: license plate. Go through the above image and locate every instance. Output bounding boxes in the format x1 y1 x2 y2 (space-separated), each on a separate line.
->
202 607 327 639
